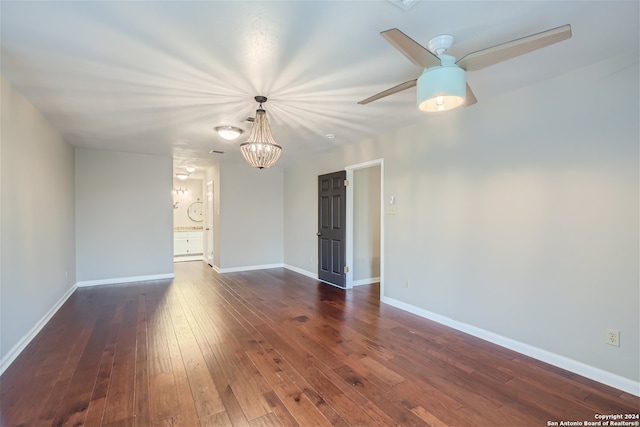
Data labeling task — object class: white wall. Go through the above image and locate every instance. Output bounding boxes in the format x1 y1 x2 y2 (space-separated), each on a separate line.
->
218 164 283 270
0 76 76 366
285 160 352 275
283 53 639 388
75 148 173 283
353 166 381 282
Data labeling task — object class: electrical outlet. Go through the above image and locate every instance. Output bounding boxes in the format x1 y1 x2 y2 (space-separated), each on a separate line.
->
606 328 620 347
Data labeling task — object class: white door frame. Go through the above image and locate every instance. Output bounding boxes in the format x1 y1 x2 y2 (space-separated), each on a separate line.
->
206 180 214 266
345 158 384 297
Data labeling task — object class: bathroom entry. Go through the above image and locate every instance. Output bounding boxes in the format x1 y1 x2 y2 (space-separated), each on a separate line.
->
172 177 204 262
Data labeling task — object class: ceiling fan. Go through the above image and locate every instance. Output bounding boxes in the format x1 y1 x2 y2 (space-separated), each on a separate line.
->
358 24 572 112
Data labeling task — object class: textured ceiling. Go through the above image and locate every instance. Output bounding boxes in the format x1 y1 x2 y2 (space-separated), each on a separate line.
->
1 1 638 171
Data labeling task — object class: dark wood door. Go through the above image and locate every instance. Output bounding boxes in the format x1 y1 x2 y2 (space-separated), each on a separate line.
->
318 171 346 288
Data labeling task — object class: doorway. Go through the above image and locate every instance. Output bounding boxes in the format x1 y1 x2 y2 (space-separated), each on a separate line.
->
206 180 214 266
172 177 205 262
346 159 384 292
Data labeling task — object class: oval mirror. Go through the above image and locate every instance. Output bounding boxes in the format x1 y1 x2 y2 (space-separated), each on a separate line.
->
187 201 204 222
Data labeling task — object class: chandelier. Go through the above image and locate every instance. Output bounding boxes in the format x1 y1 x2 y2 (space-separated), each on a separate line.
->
240 96 282 169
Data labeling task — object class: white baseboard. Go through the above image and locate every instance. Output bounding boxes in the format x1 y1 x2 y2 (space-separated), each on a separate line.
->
173 255 203 262
217 263 285 274
76 273 174 287
283 265 347 289
0 284 77 376
212 263 317 280
381 296 640 397
283 264 318 280
212 263 319 282
353 277 380 286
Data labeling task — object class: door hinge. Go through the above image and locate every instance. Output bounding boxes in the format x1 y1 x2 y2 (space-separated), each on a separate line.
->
344 179 349 187
344 266 349 273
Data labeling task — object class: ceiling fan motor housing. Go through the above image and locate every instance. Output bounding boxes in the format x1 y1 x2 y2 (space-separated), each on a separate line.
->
417 54 466 112
427 34 455 56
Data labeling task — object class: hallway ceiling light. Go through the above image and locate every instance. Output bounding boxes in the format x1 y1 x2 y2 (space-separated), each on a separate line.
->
176 172 189 180
186 166 196 173
215 125 243 141
240 96 282 169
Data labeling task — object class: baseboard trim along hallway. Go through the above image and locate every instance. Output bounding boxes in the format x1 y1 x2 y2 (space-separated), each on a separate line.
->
76 273 175 287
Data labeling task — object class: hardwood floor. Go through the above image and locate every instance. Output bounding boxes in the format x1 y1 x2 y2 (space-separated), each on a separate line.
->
1 262 638 426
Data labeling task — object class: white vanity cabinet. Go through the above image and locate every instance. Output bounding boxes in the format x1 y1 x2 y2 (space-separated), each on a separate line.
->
173 231 203 256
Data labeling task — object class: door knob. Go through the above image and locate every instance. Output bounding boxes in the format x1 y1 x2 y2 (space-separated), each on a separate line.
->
316 232 322 236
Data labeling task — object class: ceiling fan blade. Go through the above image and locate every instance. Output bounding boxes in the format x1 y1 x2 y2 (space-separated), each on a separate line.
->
456 24 572 71
381 28 441 69
465 83 477 106
358 80 417 105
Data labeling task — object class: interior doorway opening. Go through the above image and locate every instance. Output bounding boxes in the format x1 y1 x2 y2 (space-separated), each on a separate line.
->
346 159 384 294
172 177 205 262
205 180 214 266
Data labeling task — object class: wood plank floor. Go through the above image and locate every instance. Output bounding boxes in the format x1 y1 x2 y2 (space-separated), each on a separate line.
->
1 261 638 426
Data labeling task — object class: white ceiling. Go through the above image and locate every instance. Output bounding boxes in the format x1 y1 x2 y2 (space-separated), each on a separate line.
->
1 1 638 171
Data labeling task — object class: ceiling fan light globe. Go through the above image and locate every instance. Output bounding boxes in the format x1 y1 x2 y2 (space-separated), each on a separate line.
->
417 64 466 112
419 94 465 112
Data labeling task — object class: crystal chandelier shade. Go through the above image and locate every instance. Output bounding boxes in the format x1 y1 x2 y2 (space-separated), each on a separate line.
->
240 96 282 169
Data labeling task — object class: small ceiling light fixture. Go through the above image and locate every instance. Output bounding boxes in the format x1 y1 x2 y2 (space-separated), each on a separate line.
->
215 125 243 141
240 96 282 169
417 35 465 112
325 133 336 139
186 166 196 173
176 172 189 180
